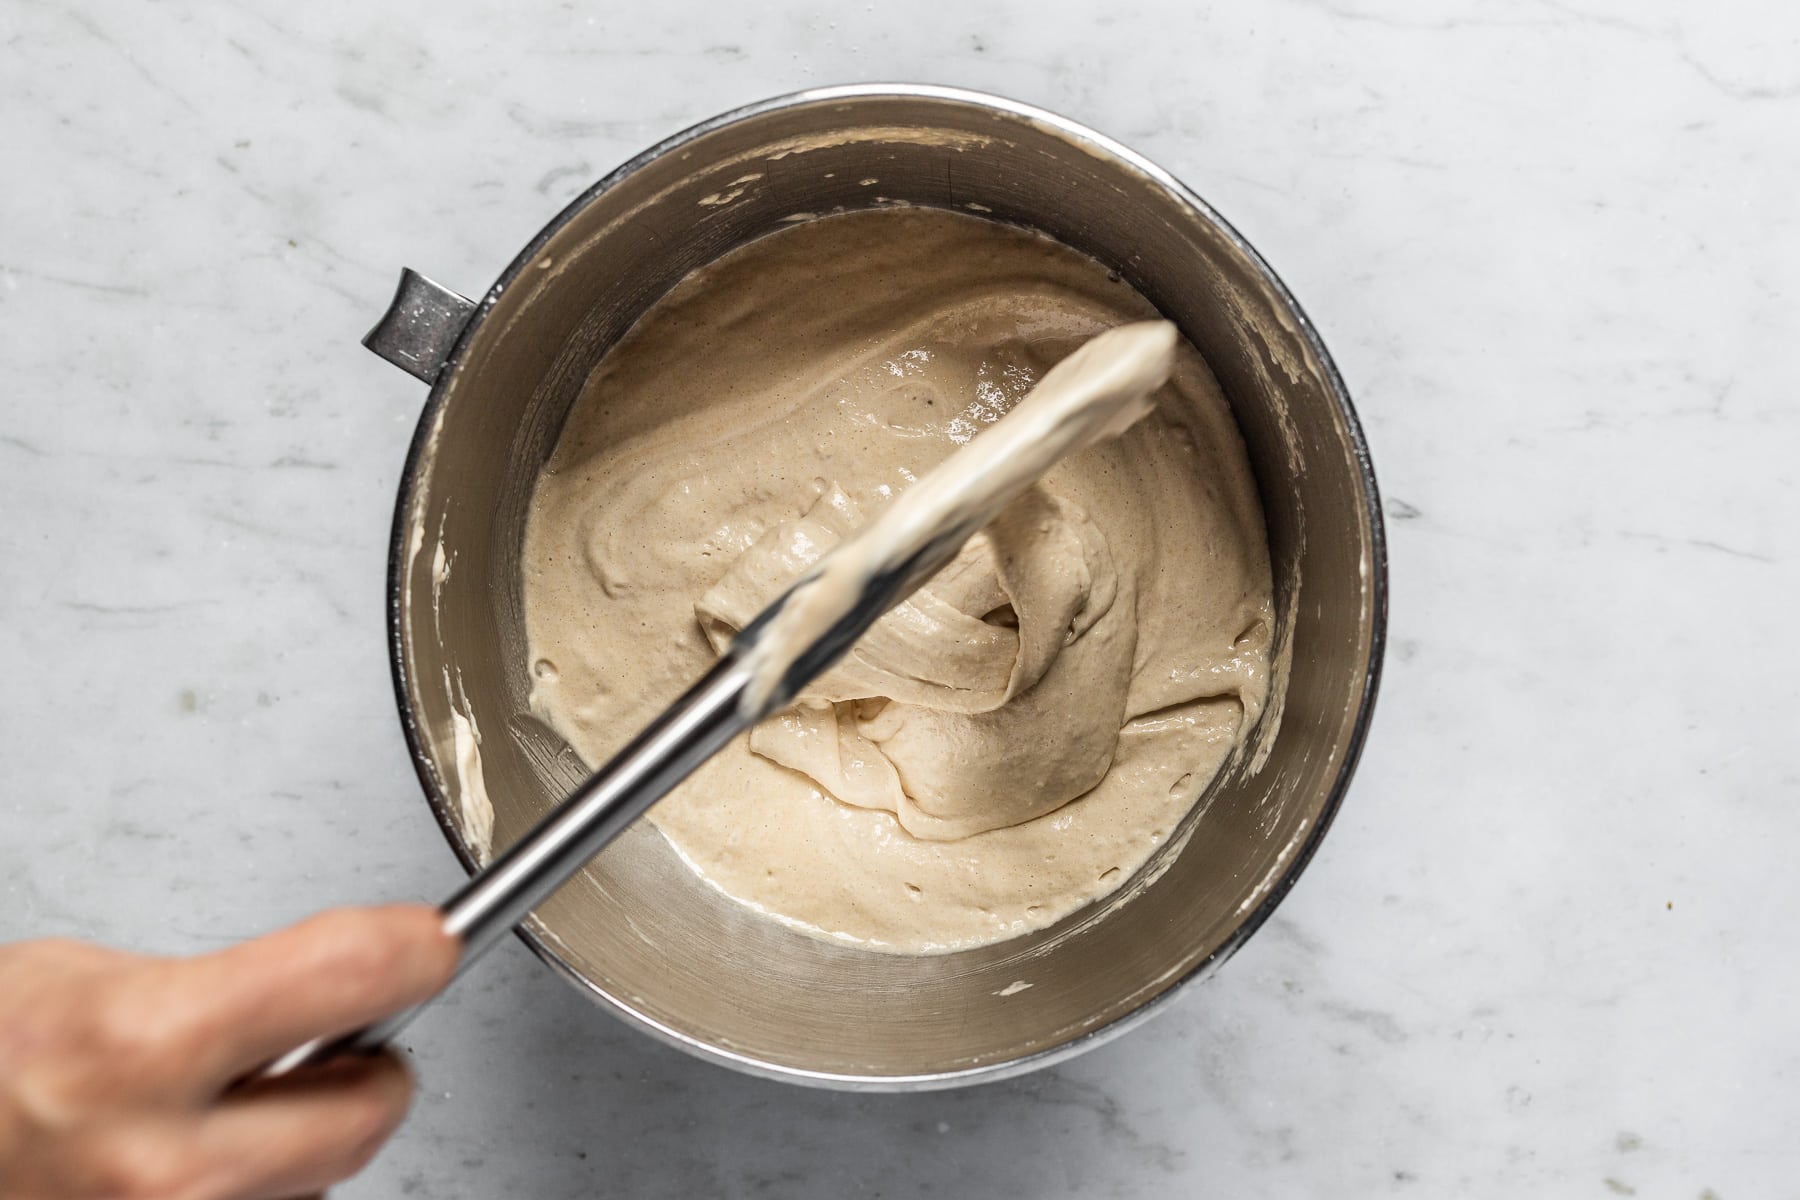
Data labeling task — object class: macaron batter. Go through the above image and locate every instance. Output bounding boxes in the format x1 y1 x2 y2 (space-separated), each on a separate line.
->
521 208 1273 953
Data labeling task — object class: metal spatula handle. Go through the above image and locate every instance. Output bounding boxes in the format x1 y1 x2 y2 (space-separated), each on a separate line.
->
259 653 755 1076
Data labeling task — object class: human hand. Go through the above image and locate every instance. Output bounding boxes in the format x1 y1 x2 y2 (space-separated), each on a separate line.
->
0 905 458 1199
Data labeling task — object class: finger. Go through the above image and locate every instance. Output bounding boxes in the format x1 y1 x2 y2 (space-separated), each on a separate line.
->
149 905 458 1093
48 1110 342 1200
194 1051 416 1200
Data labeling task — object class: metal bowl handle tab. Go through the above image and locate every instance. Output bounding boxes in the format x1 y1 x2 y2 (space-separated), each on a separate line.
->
363 268 476 384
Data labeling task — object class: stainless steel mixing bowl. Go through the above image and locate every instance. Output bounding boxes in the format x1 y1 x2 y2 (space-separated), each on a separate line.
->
367 84 1386 1089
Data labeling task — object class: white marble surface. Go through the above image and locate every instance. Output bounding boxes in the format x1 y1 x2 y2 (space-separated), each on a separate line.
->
3 0 1795 1195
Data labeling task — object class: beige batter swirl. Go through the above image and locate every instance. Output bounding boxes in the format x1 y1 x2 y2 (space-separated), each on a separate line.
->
522 208 1273 954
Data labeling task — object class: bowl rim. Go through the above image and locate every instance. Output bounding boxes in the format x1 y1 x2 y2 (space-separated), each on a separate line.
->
385 82 1389 1091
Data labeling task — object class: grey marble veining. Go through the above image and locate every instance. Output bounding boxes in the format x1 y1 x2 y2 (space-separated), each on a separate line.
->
2 1 1795 1196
